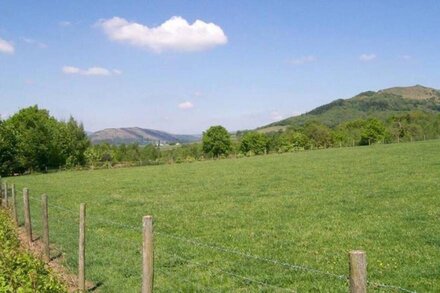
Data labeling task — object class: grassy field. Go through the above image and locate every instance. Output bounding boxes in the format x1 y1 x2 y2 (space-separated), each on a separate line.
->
7 140 440 292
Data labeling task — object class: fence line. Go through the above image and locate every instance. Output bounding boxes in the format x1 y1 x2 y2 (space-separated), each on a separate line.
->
155 267 217 293
1 182 418 292
160 251 297 292
23 199 349 281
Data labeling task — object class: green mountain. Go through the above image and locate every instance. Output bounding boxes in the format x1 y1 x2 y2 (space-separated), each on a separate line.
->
264 85 440 129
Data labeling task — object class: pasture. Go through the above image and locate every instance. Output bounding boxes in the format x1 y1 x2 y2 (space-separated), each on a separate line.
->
9 140 440 292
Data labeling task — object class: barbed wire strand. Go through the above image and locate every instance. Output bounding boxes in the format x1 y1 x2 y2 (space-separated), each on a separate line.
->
161 250 297 292
155 267 217 293
24 195 417 292
368 281 416 293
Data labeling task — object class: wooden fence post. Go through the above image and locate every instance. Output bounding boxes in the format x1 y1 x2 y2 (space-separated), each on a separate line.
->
41 194 50 262
79 203 86 291
11 184 18 225
3 182 8 208
349 250 367 293
142 215 154 293
23 188 33 244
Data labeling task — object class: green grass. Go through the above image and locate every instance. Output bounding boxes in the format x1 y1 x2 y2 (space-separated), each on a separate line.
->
6 140 440 292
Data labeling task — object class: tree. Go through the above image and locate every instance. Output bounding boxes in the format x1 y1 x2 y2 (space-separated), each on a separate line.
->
239 132 267 155
0 122 19 175
0 106 90 175
5 106 59 172
303 122 333 148
360 118 386 145
55 117 90 167
202 126 232 157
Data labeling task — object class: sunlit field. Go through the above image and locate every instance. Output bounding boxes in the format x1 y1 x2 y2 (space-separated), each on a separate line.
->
9 140 440 292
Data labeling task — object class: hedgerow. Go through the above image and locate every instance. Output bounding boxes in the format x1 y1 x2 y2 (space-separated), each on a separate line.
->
0 210 66 292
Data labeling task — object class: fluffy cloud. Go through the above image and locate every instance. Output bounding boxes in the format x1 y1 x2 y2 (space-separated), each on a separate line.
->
0 37 14 54
178 101 194 110
62 66 121 76
21 38 48 49
360 53 376 61
288 55 317 65
97 16 227 53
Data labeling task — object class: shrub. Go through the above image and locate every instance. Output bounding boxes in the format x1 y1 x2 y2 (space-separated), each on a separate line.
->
0 210 66 292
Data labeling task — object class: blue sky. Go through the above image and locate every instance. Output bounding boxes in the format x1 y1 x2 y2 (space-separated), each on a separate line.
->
1 0 440 133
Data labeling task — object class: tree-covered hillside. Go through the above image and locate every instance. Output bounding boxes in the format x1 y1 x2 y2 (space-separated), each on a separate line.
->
265 85 440 128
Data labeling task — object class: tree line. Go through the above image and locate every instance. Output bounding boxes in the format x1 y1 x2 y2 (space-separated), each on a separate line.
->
0 106 89 176
1 106 439 176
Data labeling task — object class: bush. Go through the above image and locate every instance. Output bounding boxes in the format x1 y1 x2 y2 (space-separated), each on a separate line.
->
0 210 66 292
239 132 268 155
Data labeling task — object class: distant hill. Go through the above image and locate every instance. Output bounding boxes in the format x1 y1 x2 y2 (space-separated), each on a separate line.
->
263 85 440 130
89 127 200 145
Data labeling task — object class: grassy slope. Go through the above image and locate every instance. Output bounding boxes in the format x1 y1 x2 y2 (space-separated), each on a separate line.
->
8 140 440 292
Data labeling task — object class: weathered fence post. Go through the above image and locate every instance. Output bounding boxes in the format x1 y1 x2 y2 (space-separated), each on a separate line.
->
142 215 154 293
2 182 8 208
41 194 50 262
11 184 18 225
0 179 2 207
23 188 33 244
79 203 86 291
349 250 367 293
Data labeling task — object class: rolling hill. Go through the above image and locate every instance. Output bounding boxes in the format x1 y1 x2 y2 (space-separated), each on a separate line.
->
89 127 200 145
263 85 440 130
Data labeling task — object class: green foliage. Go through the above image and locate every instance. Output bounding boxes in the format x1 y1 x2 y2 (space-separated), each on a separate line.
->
302 122 333 148
239 131 267 155
268 89 440 129
0 106 89 176
202 126 232 157
0 210 66 292
360 118 386 145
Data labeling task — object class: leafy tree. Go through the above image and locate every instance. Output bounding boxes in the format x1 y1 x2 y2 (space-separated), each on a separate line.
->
0 122 19 175
202 126 232 157
56 117 90 167
5 106 59 172
303 122 333 148
0 106 90 175
239 132 267 155
360 118 386 145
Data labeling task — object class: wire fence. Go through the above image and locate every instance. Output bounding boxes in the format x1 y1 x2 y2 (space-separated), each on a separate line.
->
0 182 418 292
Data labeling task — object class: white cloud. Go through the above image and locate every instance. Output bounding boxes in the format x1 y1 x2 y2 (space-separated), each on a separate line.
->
194 91 203 97
21 37 47 48
0 37 14 54
360 53 376 62
62 66 121 76
288 55 317 65
401 55 412 60
270 111 284 121
59 21 72 27
178 101 194 110
97 16 228 53
62 66 81 74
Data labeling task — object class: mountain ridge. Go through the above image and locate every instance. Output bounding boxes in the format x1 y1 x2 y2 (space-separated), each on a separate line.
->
89 127 200 145
263 85 440 130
